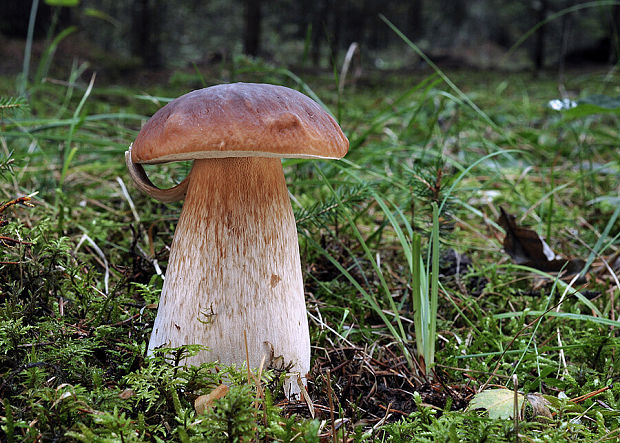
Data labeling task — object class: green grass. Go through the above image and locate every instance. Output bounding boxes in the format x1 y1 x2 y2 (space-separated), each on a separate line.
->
1 52 620 441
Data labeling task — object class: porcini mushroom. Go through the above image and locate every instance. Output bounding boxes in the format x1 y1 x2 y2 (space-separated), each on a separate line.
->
126 83 348 397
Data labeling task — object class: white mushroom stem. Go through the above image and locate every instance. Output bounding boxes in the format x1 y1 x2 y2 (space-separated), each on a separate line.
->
148 157 310 398
125 149 189 203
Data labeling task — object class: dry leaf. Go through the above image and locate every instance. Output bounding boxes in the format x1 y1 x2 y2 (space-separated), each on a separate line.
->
467 388 524 419
118 388 135 400
498 208 583 273
194 384 229 415
526 393 553 421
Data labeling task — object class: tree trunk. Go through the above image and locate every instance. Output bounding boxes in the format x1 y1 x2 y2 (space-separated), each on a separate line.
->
610 5 620 63
311 0 329 67
131 0 163 68
533 0 548 72
243 0 262 57
328 0 342 69
409 0 424 40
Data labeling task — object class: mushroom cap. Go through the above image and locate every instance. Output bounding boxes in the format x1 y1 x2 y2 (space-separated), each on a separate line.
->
131 83 349 164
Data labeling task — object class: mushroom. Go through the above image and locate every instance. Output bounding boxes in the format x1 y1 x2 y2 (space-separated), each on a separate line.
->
126 83 348 397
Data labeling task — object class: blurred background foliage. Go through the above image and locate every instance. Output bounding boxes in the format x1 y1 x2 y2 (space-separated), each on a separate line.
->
1 0 618 80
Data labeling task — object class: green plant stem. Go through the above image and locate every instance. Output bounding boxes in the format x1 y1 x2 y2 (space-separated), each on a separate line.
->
428 203 439 372
19 0 40 95
546 160 555 241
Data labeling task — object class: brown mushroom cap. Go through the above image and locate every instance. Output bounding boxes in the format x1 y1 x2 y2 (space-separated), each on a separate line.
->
131 83 349 164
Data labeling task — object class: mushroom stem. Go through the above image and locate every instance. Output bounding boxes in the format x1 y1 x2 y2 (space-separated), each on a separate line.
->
125 148 189 203
148 157 310 397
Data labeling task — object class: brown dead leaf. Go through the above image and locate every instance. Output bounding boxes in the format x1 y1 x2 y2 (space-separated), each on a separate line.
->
526 393 553 421
195 384 229 415
118 388 135 400
498 208 583 274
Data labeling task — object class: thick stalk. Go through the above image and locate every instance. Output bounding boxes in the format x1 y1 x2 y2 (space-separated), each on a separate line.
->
148 157 310 397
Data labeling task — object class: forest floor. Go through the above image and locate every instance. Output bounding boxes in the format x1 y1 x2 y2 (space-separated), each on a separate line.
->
1 59 619 441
